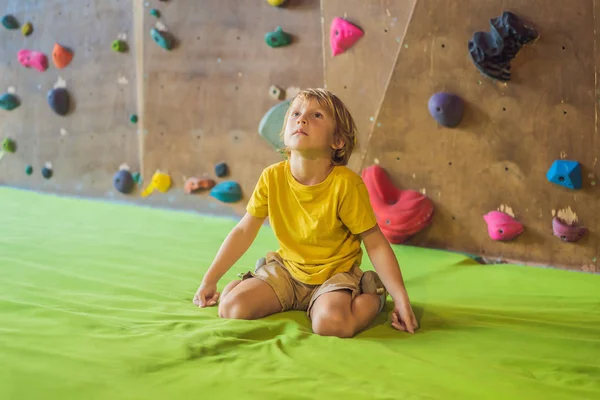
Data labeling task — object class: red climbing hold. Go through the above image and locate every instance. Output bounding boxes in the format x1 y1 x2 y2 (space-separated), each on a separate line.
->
17 49 48 72
362 165 435 244
330 17 364 56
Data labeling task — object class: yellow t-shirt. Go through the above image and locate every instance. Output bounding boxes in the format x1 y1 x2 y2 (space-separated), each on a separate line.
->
246 160 377 285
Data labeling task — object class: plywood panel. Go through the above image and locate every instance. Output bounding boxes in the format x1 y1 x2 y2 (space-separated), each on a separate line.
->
140 0 324 216
365 0 599 270
321 0 416 173
0 0 139 199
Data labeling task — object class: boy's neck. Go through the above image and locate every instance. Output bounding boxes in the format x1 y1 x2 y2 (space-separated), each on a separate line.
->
289 153 334 186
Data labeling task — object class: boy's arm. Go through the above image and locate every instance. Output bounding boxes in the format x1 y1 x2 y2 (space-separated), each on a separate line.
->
202 212 266 285
360 224 418 333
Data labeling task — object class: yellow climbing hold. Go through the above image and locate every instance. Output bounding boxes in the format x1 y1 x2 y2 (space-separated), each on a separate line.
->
21 22 32 36
141 170 172 197
267 0 287 6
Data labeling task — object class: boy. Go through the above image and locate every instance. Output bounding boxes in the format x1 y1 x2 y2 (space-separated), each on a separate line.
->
193 88 418 338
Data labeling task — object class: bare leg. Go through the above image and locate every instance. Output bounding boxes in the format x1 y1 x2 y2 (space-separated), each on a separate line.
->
310 291 380 338
218 278 282 320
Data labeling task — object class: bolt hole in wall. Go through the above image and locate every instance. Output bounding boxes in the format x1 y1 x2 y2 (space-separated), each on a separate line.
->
441 43 445 48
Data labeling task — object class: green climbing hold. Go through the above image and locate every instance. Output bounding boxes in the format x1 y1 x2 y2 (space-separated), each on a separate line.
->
2 14 19 30
112 40 127 52
25 165 33 175
265 26 292 48
2 137 16 153
0 93 20 111
132 172 142 185
130 114 138 124
151 28 173 50
150 8 160 18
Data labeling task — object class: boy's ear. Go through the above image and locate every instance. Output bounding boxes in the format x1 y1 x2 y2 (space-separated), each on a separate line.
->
332 135 344 150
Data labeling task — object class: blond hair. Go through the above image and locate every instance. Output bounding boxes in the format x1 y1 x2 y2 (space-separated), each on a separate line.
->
279 88 357 166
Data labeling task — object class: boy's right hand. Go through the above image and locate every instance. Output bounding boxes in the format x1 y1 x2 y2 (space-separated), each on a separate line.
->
193 282 220 307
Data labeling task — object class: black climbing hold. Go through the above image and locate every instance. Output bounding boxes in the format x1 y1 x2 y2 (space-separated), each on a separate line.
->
47 88 70 116
428 92 464 128
0 93 20 111
25 165 33 175
1 14 19 30
215 162 229 177
468 11 538 81
41 166 53 179
113 169 135 194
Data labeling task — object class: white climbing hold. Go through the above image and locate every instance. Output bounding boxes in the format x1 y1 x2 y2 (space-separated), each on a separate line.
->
7 86 16 94
60 128 68 136
118 75 129 85
53 76 67 89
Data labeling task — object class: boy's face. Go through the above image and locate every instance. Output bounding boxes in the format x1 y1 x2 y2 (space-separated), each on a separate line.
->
283 97 340 158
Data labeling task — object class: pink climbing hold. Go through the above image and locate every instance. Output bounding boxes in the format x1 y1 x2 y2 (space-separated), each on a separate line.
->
552 217 587 243
330 17 364 56
362 165 435 244
17 49 48 72
483 211 524 241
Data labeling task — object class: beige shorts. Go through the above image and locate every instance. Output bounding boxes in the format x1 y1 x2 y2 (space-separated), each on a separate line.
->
241 252 363 318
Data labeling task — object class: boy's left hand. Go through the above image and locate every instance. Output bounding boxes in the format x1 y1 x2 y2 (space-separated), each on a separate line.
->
390 300 418 333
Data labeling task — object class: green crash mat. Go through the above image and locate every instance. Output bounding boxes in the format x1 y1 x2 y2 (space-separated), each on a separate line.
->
1 187 599 400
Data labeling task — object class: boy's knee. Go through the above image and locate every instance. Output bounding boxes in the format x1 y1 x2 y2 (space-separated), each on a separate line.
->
311 311 355 338
218 293 252 320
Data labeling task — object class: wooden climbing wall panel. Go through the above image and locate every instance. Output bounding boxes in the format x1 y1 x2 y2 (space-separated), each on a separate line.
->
0 0 139 198
321 0 416 173
364 0 599 271
140 0 323 216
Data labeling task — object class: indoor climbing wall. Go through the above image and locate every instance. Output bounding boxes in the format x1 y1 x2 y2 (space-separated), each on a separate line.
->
363 0 599 271
0 0 139 198
139 0 323 215
321 0 416 173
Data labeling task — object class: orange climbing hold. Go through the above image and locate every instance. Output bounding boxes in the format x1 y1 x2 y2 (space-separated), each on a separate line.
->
52 43 73 69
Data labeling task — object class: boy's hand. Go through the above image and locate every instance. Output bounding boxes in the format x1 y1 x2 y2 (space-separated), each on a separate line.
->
193 282 220 307
390 299 418 333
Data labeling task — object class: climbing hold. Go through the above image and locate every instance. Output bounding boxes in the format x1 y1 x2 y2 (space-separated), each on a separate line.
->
130 114 138 124
210 181 242 203
265 26 292 48
552 217 587 243
1 14 18 29
0 93 20 111
362 165 435 244
184 177 216 194
546 160 582 190
17 49 48 72
428 92 465 128
468 11 538 81
25 165 33 175
258 100 289 150
113 169 135 194
267 0 287 6
47 88 70 116
41 166 53 179
52 43 74 69
330 17 364 56
151 28 173 50
215 162 229 178
21 22 32 36
141 170 171 197
483 211 524 241
150 8 160 18
269 85 284 100
132 172 142 184
111 40 127 52
2 138 16 153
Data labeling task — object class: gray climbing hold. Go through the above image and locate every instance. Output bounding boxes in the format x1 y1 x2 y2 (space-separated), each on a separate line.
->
47 88 70 116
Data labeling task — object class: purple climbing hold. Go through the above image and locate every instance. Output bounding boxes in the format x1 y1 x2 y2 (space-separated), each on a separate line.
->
428 92 464 128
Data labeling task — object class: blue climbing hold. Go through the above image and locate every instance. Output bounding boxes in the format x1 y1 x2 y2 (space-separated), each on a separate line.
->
113 169 135 194
258 100 289 150
215 162 228 177
546 160 582 189
210 181 242 203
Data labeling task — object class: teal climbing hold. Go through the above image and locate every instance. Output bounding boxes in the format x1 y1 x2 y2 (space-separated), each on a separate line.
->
0 93 20 111
150 8 160 18
258 100 289 150
210 181 242 203
25 165 33 175
130 114 138 124
132 172 142 185
546 160 582 189
1 14 19 30
151 28 173 50
265 26 292 48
